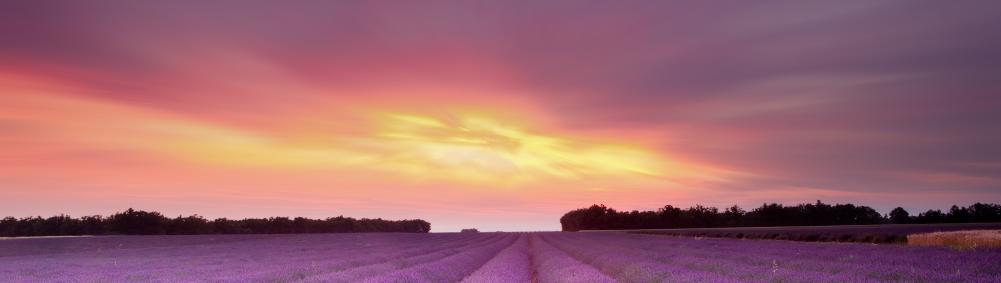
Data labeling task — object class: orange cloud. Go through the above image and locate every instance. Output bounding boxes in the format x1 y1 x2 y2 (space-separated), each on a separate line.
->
1 77 720 188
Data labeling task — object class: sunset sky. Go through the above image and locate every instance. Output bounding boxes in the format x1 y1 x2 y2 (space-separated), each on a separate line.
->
2 1 1000 231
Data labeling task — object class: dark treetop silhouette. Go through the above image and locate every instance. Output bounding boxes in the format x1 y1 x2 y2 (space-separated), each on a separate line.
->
560 201 1001 231
0 208 431 237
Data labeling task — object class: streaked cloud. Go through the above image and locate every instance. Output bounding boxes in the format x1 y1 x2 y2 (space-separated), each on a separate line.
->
1 1 999 231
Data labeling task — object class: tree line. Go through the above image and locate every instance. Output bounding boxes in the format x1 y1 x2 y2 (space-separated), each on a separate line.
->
1 208 431 237
560 201 1001 231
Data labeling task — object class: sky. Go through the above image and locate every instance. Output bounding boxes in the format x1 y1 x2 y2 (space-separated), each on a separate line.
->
2 1 1000 232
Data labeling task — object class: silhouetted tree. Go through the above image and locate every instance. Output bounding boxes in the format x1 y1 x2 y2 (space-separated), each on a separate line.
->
948 205 972 223
722 205 745 227
109 209 169 235
889 207 911 224
0 209 431 237
915 209 947 224
969 203 1001 222
168 215 213 235
560 201 1001 231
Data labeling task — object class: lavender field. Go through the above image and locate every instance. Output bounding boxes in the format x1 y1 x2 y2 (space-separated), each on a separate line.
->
2 232 1001 282
629 223 1001 243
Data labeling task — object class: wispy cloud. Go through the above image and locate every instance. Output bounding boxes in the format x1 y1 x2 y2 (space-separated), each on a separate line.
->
1 1 1000 231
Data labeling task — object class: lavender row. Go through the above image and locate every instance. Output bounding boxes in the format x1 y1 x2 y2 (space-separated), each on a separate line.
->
460 234 532 283
297 233 509 282
527 233 616 283
357 233 518 282
0 233 498 282
630 222 1001 243
546 232 1001 282
3 232 1001 282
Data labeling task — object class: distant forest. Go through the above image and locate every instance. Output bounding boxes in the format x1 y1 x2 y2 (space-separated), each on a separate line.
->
1 209 431 237
560 201 1001 231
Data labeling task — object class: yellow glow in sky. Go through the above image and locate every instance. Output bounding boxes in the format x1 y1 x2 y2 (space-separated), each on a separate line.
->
368 112 666 184
2 90 669 187
172 111 671 185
